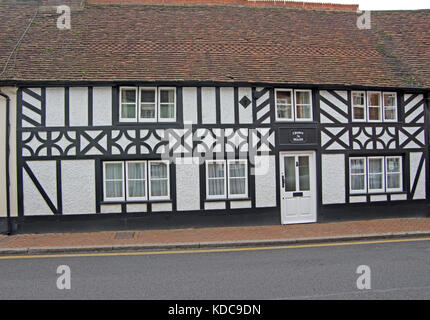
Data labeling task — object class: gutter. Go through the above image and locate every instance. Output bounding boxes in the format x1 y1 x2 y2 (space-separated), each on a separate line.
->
0 91 12 235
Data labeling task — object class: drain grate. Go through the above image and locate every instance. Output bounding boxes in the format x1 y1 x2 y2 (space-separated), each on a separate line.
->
114 231 135 240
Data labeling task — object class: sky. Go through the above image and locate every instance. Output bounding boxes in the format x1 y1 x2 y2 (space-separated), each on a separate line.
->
298 0 430 10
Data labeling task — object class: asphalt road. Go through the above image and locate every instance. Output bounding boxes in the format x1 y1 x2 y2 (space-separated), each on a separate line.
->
0 239 430 300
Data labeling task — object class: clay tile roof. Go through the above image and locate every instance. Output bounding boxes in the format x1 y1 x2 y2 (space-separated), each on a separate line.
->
0 0 429 89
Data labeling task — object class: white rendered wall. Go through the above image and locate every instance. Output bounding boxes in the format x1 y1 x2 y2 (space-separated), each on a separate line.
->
23 161 57 216
410 152 426 200
69 87 88 126
255 155 276 208
182 87 198 124
93 87 112 126
220 87 235 124
201 87 216 124
61 160 96 214
238 87 253 124
176 158 200 211
46 87 65 127
321 154 346 204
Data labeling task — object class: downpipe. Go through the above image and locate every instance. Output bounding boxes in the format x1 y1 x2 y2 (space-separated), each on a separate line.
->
0 90 12 235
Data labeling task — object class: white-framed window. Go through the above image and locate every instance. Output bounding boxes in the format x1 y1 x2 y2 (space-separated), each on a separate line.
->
103 162 125 201
206 159 248 199
349 157 367 194
351 91 398 123
275 89 313 122
386 156 403 192
367 91 382 122
227 159 248 198
119 86 176 123
103 160 170 202
149 160 170 200
352 91 366 122
126 161 147 201
368 157 385 193
119 87 138 122
383 92 397 122
349 156 403 194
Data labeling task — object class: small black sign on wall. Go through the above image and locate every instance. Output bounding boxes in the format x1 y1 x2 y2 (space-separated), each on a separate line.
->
279 128 317 146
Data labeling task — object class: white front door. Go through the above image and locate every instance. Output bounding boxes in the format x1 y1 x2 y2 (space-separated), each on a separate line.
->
280 151 317 224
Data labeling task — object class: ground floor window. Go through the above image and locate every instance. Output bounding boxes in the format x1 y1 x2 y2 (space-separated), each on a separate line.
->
206 159 248 199
103 160 170 202
349 156 403 194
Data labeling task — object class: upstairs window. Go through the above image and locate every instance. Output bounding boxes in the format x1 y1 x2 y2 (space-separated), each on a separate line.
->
352 91 397 123
120 87 176 122
276 89 313 122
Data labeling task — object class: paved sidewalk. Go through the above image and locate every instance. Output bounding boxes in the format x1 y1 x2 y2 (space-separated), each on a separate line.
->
1 217 430 254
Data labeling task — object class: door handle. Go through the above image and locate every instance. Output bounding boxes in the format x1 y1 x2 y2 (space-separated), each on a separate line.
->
282 175 285 189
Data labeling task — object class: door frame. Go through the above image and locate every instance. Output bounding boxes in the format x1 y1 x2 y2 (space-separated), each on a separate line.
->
279 150 317 225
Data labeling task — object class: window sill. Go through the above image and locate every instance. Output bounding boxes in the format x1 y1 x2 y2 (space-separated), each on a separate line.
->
101 199 172 205
349 192 405 196
205 197 251 202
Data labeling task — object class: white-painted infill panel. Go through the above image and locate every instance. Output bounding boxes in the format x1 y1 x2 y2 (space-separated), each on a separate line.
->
176 158 200 211
230 200 252 209
62 160 96 214
204 201 226 210
127 203 147 213
101 204 121 214
371 195 388 202
238 87 253 124
322 154 345 204
69 87 88 127
255 155 276 208
201 87 216 124
45 87 65 127
410 152 426 200
183 87 198 124
220 87 235 124
152 202 173 212
23 160 57 216
93 87 112 126
349 196 367 203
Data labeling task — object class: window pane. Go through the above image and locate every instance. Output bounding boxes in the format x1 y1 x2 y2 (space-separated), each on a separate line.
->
141 103 156 119
284 157 296 192
350 159 364 174
150 162 167 179
296 105 311 119
121 89 136 103
208 179 225 196
106 163 123 180
368 93 380 106
387 173 400 189
276 91 292 119
277 91 292 105
369 174 383 189
208 162 224 178
353 106 365 120
368 106 380 121
369 158 383 174
296 91 310 104
351 175 365 191
384 107 396 120
128 162 145 179
160 103 174 119
106 181 123 198
384 93 396 107
151 180 168 197
121 104 136 119
353 93 365 106
160 89 174 103
386 158 400 173
229 178 246 195
141 90 155 103
298 156 310 191
128 180 145 198
229 162 245 178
